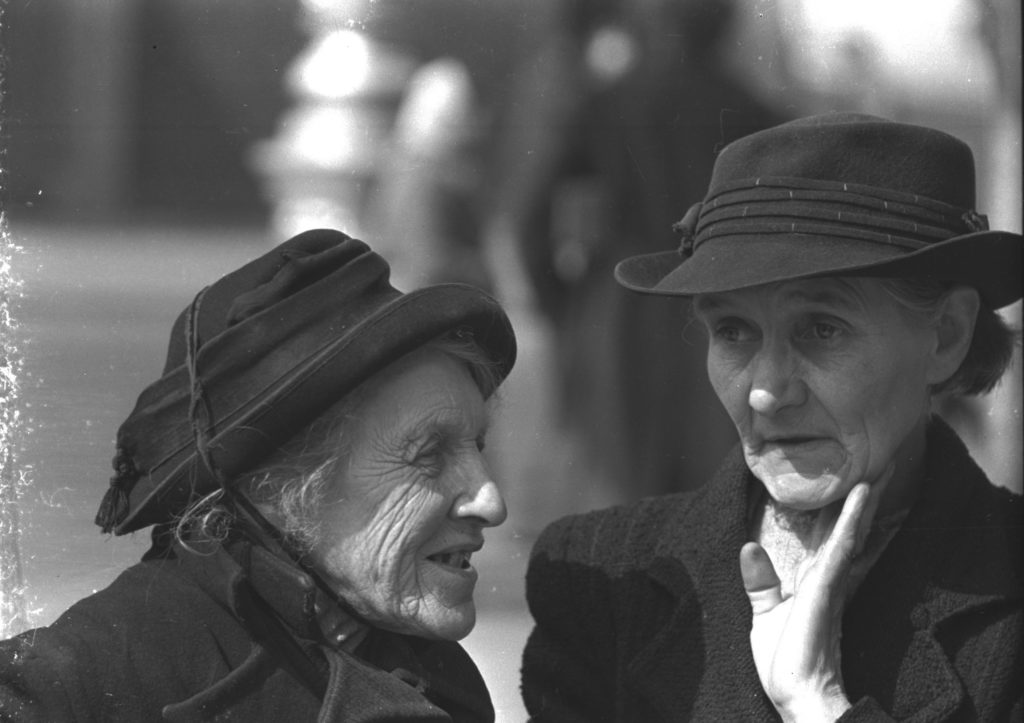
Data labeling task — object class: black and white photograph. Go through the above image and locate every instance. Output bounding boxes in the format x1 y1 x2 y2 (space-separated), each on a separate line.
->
0 1 1020 720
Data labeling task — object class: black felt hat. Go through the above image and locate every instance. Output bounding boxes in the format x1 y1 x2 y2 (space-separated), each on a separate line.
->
614 112 1022 308
96 229 517 535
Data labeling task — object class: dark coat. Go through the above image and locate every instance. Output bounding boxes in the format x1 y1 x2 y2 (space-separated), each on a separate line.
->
0 537 494 722
522 418 1023 721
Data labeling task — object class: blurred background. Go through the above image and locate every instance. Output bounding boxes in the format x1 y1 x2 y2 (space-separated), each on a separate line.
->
0 1 1020 719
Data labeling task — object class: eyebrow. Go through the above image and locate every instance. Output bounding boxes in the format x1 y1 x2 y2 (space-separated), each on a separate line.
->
691 296 725 315
417 405 491 440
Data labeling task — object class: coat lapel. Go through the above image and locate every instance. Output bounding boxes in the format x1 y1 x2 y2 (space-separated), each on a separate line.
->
844 419 1022 721
626 450 778 720
317 646 454 723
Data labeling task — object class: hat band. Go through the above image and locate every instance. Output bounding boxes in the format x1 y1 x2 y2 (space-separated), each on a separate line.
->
689 177 985 254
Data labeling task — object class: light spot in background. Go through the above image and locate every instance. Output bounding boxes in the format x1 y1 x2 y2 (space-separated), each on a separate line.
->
585 25 638 83
294 30 374 99
783 0 995 105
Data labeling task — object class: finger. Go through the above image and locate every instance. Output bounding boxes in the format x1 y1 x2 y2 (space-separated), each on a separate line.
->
740 542 783 615
817 483 872 577
810 496 843 550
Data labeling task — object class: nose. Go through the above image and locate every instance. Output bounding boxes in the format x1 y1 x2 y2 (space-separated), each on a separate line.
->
747 342 805 416
452 463 507 527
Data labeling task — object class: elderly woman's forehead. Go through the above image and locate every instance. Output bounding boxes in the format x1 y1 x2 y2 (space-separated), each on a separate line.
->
694 277 877 312
356 348 487 418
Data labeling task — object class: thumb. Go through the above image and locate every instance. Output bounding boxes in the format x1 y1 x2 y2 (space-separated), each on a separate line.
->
740 542 783 615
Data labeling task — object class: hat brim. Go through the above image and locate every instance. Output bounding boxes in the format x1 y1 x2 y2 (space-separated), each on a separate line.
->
615 230 1022 309
114 283 515 535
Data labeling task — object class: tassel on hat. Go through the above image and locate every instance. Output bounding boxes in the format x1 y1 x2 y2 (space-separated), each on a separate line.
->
96 447 140 533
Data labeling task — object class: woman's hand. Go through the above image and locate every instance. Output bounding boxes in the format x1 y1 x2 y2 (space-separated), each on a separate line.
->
739 471 890 722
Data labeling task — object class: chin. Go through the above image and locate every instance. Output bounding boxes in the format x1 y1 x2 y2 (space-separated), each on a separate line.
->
429 615 476 642
440 616 476 641
760 471 850 511
409 604 477 641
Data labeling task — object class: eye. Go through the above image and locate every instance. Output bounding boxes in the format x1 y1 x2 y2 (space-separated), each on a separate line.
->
711 318 757 343
411 434 446 477
407 426 487 478
812 322 840 340
802 320 843 341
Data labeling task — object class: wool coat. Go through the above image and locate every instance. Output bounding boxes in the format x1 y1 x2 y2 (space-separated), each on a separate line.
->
522 418 1023 721
0 535 494 722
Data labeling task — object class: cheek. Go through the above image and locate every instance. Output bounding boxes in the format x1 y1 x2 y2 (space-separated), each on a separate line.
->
826 356 929 460
361 486 441 565
318 483 442 583
706 353 747 421
868 368 928 443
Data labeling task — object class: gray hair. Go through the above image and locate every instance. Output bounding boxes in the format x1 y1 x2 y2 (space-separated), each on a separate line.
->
175 330 503 552
878 277 1019 397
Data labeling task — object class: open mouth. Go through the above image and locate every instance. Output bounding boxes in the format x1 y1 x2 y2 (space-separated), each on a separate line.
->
426 550 473 570
766 436 823 446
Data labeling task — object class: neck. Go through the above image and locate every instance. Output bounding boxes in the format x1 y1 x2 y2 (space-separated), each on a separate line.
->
876 415 928 519
755 499 827 596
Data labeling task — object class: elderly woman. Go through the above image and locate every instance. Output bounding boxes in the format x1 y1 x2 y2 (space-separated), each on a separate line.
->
521 113 1022 721
0 230 516 721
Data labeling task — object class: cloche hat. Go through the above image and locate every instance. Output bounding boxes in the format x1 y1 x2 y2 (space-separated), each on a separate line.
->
96 229 517 535
614 112 1022 308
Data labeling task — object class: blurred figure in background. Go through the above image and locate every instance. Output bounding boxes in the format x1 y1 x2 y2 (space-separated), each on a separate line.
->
353 1 542 293
485 0 787 505
366 58 496 292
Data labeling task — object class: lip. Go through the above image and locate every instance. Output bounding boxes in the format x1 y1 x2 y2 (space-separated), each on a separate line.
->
423 541 483 575
425 540 484 557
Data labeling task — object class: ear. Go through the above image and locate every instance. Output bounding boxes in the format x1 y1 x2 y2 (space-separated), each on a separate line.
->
925 286 979 386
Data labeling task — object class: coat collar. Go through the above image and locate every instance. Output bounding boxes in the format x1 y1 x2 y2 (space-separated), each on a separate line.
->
627 417 1021 720
842 417 1022 719
629 447 777 719
158 536 494 721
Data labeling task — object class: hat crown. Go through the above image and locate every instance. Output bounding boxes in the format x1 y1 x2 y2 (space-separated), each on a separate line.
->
160 232 393 377
708 112 976 209
613 112 1021 307
98 229 516 534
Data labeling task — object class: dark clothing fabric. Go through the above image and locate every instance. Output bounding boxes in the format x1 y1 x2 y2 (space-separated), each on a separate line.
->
522 418 1024 721
0 537 494 722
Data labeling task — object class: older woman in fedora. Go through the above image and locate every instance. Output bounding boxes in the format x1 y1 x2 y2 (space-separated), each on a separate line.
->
522 113 1021 721
0 230 516 721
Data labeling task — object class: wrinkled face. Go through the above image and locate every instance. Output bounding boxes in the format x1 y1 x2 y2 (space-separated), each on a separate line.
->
693 278 939 511
308 348 506 641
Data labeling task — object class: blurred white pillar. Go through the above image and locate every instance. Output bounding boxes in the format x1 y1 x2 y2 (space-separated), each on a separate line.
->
249 0 417 241
362 58 484 290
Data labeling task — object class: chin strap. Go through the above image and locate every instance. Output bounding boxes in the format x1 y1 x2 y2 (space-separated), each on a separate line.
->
184 285 367 643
